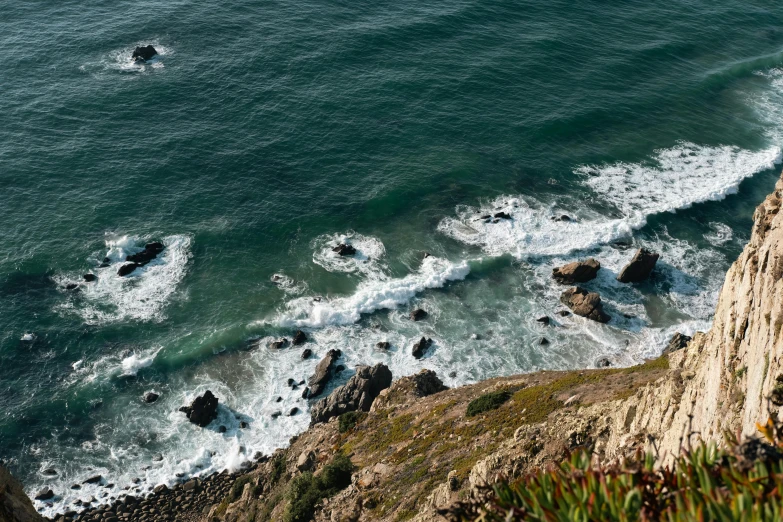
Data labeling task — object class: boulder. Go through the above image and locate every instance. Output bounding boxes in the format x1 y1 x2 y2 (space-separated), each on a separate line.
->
126 242 164 265
83 475 102 485
65 283 79 290
179 390 219 427
34 487 55 501
332 244 356 256
143 392 159 404
539 337 550 345
552 258 601 284
617 248 659 283
494 212 512 220
131 45 158 62
269 338 289 349
410 309 428 321
663 332 691 355
42 469 57 476
117 263 138 277
406 369 447 397
307 349 342 398
536 316 551 326
292 330 307 346
296 450 316 472
376 341 391 350
557 310 571 317
288 407 299 416
560 287 610 323
412 337 433 359
83 274 97 282
552 215 573 222
301 348 313 359
310 363 392 425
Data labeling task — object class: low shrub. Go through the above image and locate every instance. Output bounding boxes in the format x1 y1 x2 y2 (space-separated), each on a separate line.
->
284 453 355 522
339 411 365 433
466 390 511 417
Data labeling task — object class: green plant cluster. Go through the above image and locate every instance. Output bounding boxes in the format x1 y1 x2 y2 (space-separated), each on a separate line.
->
283 453 355 522
339 411 366 433
446 437 783 521
466 390 512 417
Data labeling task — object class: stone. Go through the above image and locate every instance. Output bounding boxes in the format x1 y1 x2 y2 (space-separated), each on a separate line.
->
410 308 428 321
269 338 289 349
153 485 168 495
376 341 391 350
65 283 78 290
617 248 659 283
271 411 282 419
332 244 356 256
539 337 550 345
218 426 227 433
117 263 138 277
292 330 307 345
42 468 57 476
448 371 457 378
296 450 315 472
131 45 158 62
143 392 159 404
288 407 299 416
663 332 691 355
552 215 573 222
560 287 610 323
83 273 97 282
35 487 55 500
300 348 313 360
552 258 601 284
179 390 219 427
310 363 392 425
307 349 341 398
493 212 512 219
407 369 448 396
411 337 433 359
536 316 551 326
83 475 103 484
239 421 249 429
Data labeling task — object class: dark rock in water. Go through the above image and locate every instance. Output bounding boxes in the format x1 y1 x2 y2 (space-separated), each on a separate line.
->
288 407 299 416
117 263 138 277
292 330 307 345
143 392 159 403
539 337 550 345
287 378 295 386
552 258 601 284
83 475 103 485
307 349 342 398
617 248 659 283
332 243 356 256
448 371 457 378
218 425 227 433
310 363 392 425
126 243 164 265
65 283 79 290
334 364 345 374
301 348 313 359
269 338 289 349
42 468 57 476
179 390 219 427
131 45 158 62
560 287 610 323
275 396 283 403
552 215 573 222
663 332 692 355
412 337 433 359
272 411 281 418
83 273 97 282
376 341 391 350
299 379 305 385
596 357 612 368
35 487 55 501
240 421 249 429
301 387 310 399
410 308 428 321
557 310 571 317
493 211 512 220
70 484 81 490
536 316 551 326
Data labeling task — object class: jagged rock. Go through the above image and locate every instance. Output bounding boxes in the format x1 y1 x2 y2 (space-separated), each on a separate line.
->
494 212 512 219
126 242 164 265
131 45 158 62
412 337 433 359
376 341 391 350
310 363 392 425
83 475 102 485
41 469 57 476
83 273 97 282
307 349 342 398
301 348 313 359
117 263 138 277
34 487 54 501
410 308 428 321
552 258 601 284
292 330 307 346
65 283 78 290
663 332 691 355
143 392 160 403
536 316 551 325
617 248 659 283
296 450 315 472
179 390 219 427
332 244 356 256
539 337 550 345
269 338 289 349
560 287 610 323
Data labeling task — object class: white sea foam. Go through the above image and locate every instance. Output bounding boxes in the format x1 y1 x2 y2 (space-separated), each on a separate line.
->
274 256 470 328
120 349 160 376
704 222 734 246
20 333 35 342
55 234 192 324
270 273 308 295
311 232 389 278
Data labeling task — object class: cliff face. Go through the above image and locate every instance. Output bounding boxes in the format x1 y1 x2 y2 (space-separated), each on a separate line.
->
200 173 783 522
1 465 43 522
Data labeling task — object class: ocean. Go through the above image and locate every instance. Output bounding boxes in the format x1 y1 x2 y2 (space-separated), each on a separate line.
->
2 0 783 516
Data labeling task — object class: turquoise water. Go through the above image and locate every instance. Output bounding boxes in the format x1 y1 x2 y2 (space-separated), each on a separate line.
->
2 0 783 514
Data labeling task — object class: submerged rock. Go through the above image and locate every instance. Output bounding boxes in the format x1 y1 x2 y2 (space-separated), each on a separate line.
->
560 287 610 323
307 349 342 398
536 316 551 326
143 392 160 403
663 332 691 355
412 337 433 359
131 45 158 62
269 338 289 350
410 308 428 321
376 341 391 350
292 330 307 346
552 258 600 284
117 263 138 277
332 243 356 256
617 248 659 283
34 487 55 501
310 363 392 425
83 273 97 282
179 390 219 427
493 211 512 220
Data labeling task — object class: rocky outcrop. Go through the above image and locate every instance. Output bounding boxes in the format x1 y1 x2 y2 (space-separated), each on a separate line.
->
332 244 356 256
552 258 600 284
559 287 610 323
662 332 691 355
131 45 158 62
412 337 433 358
117 242 165 277
292 330 307 345
179 390 218 427
1 465 42 522
307 349 341 398
371 369 448 411
410 309 428 321
616 248 659 283
310 363 392 425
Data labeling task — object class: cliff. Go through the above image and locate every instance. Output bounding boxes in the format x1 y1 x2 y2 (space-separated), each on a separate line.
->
1 464 42 522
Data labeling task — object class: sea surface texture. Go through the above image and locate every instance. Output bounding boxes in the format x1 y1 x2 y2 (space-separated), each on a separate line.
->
2 0 783 515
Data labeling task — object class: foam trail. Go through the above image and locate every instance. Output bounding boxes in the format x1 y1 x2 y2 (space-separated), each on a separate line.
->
275 256 470 327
